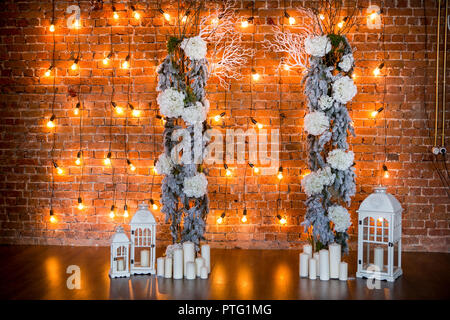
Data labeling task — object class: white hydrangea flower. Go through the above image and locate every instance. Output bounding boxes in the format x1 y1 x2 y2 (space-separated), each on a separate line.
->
301 167 335 196
155 153 173 175
180 36 207 61
328 205 352 233
304 35 332 57
332 76 357 104
165 243 183 258
182 101 206 125
157 88 185 118
304 111 330 136
338 53 354 72
183 173 208 198
318 95 334 110
327 149 354 171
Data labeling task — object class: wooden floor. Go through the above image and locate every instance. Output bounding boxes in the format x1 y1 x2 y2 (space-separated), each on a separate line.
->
0 245 448 300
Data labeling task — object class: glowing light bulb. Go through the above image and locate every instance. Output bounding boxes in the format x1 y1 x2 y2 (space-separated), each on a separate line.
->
152 203 158 210
288 17 295 25
371 110 379 117
226 169 232 176
122 60 129 69
211 18 219 25
337 21 344 29
253 167 259 174
45 69 51 77
75 152 81 165
256 123 263 129
283 64 290 71
115 106 124 114
182 15 187 23
78 202 84 210
277 172 283 180
370 12 378 21
214 115 221 122
103 57 109 65
57 167 63 175
124 209 129 218
104 152 112 166
74 108 79 115
319 14 325 20
113 12 119 20
127 160 136 172
109 205 115 218
241 215 248 223
384 171 389 178
74 19 80 28
50 215 56 223
217 216 223 224
153 166 158 174
163 13 170 21
134 11 140 20
241 20 249 28
373 67 381 76
279 217 287 225
352 73 357 79
132 109 140 117
71 60 78 70
252 72 260 81
49 24 55 32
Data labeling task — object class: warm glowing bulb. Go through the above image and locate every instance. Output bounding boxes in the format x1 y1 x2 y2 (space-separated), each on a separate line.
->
371 110 379 117
214 115 221 122
256 123 263 129
109 211 115 218
283 64 290 71
337 21 344 29
252 73 260 81
134 11 140 19
124 210 129 218
74 108 79 116
277 172 283 180
352 73 357 79
129 163 136 172
45 69 51 77
182 16 187 23
241 215 248 223
47 120 55 128
115 106 124 114
49 24 55 32
152 204 158 210
279 217 287 225
226 169 232 176
75 158 81 165
212 18 219 25
71 62 77 70
104 157 111 166
50 216 56 223
153 166 158 174
217 216 223 224
241 20 249 28
319 14 325 20
384 171 389 178
56 167 63 175
370 12 378 21
78 203 84 210
253 167 259 174
373 67 381 76
132 109 140 117
122 60 129 69
113 12 119 20
288 17 295 25
103 57 109 65
163 13 170 21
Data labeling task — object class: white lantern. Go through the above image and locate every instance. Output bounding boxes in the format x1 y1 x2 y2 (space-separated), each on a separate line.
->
356 187 403 282
130 202 157 275
109 225 131 278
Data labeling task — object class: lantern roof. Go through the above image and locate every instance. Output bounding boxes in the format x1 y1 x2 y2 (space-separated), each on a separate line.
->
111 225 129 243
358 187 402 214
130 202 156 225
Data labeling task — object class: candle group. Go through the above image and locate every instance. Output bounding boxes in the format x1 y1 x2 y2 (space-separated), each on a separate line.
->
157 243 211 280
299 243 348 282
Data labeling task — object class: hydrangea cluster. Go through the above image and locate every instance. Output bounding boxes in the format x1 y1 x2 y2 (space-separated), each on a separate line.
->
318 95 334 110
304 111 330 136
155 153 173 175
301 166 336 196
327 149 354 171
304 35 332 57
332 76 357 104
165 243 183 258
157 88 185 118
182 101 207 125
183 173 208 198
328 205 352 233
338 53 354 72
181 36 207 61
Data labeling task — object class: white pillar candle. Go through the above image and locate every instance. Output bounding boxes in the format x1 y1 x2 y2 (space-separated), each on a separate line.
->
339 262 348 281
173 248 183 279
329 243 341 279
164 257 173 279
156 257 165 277
319 249 330 281
374 247 384 271
117 259 124 272
195 257 205 277
186 261 196 280
200 266 208 279
299 253 309 277
141 249 149 267
201 244 211 273
313 252 320 275
303 244 312 256
309 258 317 280
183 242 195 277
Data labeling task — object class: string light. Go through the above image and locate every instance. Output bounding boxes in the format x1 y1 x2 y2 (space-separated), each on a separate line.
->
46 114 56 128
277 166 283 180
122 55 130 69
49 209 56 223
127 159 136 172
241 209 248 223
111 101 124 115
277 214 287 225
158 8 170 21
113 6 119 20
371 107 384 118
109 205 115 218
45 65 54 77
124 204 129 217
104 151 112 166
248 162 259 174
71 58 79 70
52 160 63 175
75 151 82 165
74 18 80 28
128 103 140 117
74 102 80 115
251 117 263 129
130 5 140 19
49 23 55 32
214 112 226 122
284 11 295 25
373 62 384 76
319 14 325 20
241 19 249 28
383 164 389 178
77 196 84 210
251 68 260 81
150 199 158 211
103 52 113 65
217 212 226 224
337 21 344 29
211 17 219 25
283 64 290 71
224 163 232 176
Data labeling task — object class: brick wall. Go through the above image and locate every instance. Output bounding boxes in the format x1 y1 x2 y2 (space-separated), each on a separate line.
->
0 0 448 252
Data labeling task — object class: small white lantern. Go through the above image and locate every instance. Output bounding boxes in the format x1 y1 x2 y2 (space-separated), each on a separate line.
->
109 225 131 278
356 187 403 282
130 202 157 275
